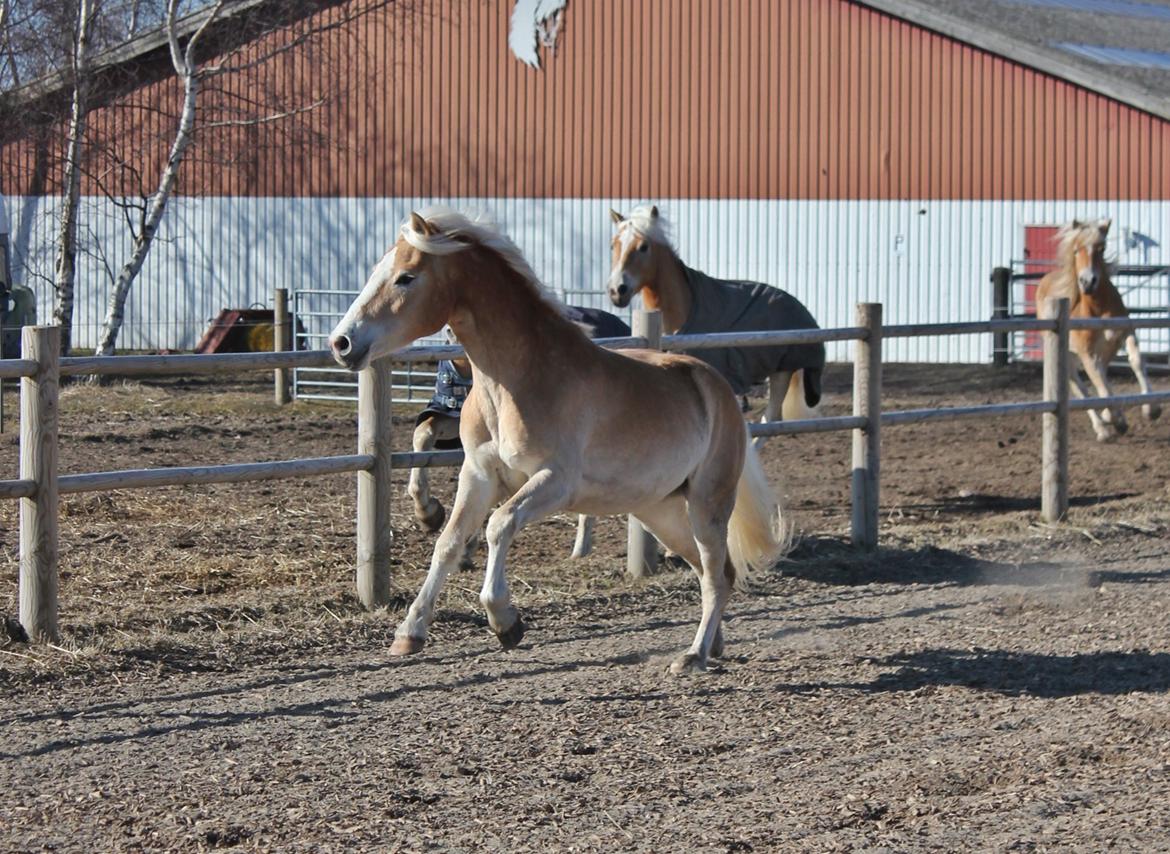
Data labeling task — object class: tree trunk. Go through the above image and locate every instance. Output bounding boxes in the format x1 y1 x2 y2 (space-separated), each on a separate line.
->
51 0 97 357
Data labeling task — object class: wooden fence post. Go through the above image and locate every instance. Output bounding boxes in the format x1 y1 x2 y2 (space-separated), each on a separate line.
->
627 309 662 578
991 267 1012 367
851 303 882 550
1041 297 1070 522
19 326 59 642
356 356 393 607
273 287 291 405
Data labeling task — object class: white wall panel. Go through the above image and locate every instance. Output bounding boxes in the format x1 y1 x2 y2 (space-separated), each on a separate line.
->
7 195 1169 362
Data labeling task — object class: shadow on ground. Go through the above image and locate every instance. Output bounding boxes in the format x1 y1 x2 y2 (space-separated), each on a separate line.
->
841 647 1170 698
784 534 1165 589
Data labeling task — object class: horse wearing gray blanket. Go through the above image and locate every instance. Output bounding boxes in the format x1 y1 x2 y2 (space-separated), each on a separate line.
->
607 204 824 426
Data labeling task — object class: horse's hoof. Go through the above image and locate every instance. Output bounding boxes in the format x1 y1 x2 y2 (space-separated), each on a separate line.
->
416 500 446 533
662 551 689 570
1094 423 1118 442
669 652 707 675
390 635 427 656
1114 418 1129 436
1145 404 1162 422
570 544 591 559
495 615 526 650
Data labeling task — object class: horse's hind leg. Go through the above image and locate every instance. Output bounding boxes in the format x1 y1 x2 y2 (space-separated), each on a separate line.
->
647 495 733 675
754 371 793 448
635 498 724 659
393 464 499 655
571 514 595 558
409 416 449 532
1125 333 1162 421
481 469 571 648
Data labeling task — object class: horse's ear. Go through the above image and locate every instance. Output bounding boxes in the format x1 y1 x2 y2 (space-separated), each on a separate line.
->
1098 217 1112 233
1070 218 1082 229
609 208 625 225
410 211 440 236
650 205 659 219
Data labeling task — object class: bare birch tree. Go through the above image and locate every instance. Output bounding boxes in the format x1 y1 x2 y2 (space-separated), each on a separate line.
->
49 0 99 356
93 0 224 356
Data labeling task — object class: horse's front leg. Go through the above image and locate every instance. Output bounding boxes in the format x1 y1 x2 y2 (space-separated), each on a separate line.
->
1068 359 1115 442
1081 351 1127 436
482 468 572 648
1124 333 1162 421
392 463 499 655
408 416 448 531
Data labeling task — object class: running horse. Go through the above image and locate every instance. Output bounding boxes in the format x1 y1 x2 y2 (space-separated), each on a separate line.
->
607 205 825 431
1036 218 1161 441
330 208 789 674
410 306 631 559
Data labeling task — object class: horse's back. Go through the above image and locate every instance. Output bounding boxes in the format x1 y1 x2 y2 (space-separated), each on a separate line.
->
680 267 825 396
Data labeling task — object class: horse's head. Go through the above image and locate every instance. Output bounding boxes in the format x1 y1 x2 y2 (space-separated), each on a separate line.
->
607 204 669 308
329 212 457 369
1062 218 1112 296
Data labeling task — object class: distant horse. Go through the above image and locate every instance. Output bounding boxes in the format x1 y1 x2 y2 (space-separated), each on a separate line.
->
410 306 631 560
1036 218 1160 442
607 205 825 432
330 208 788 674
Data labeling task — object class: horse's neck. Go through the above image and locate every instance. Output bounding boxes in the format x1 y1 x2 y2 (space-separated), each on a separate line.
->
446 255 585 397
642 251 691 332
1044 263 1081 307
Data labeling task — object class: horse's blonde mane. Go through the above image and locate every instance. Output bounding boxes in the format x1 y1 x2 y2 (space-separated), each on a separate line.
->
1056 219 1110 263
401 207 556 303
622 204 675 248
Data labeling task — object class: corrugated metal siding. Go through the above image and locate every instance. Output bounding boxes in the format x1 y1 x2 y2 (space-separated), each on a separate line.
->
1 0 1169 358
5 0 1170 200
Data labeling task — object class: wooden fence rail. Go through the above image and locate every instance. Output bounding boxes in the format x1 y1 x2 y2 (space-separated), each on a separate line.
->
4 297 1168 642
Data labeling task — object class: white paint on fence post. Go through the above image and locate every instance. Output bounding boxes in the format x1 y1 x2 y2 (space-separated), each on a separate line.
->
851 303 882 550
274 287 291 406
1042 297 1070 523
356 356 393 607
627 309 663 578
19 326 60 642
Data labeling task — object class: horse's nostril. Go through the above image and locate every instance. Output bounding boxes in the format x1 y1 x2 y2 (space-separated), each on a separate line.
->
617 284 629 297
333 334 352 356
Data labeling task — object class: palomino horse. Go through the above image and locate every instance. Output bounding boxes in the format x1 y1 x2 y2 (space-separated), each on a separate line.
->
607 205 825 432
1036 218 1161 441
410 306 631 560
330 208 789 674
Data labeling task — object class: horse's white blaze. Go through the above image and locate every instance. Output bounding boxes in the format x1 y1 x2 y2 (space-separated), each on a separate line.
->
608 224 637 292
330 247 399 367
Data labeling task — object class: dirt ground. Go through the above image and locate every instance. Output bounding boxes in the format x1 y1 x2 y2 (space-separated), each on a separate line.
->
1 363 1169 852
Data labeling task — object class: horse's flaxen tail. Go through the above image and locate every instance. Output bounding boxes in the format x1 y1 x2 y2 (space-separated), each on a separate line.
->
781 368 823 421
727 424 792 590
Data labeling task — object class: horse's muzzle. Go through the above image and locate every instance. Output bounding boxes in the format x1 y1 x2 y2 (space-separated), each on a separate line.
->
329 333 367 371
608 285 631 308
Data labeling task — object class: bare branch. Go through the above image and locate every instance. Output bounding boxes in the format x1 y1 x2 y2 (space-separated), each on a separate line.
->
201 98 324 129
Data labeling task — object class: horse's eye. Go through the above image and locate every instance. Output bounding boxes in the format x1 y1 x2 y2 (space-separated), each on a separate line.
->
637 242 650 253
396 272 417 286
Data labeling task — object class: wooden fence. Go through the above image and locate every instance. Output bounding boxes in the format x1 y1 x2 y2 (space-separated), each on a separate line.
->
7 298 1170 643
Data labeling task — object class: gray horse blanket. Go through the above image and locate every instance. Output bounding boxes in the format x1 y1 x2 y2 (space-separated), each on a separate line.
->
677 266 824 403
